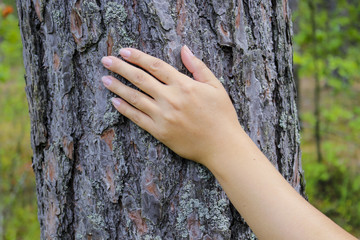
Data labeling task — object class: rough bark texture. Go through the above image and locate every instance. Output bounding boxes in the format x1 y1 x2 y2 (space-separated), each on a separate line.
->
17 0 304 239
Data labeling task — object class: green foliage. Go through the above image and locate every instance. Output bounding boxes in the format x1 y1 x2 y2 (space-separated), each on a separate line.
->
293 0 360 236
0 10 40 240
0 14 23 82
303 141 360 234
294 0 360 88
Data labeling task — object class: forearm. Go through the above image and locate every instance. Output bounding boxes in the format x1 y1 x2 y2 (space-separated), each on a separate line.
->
206 129 356 240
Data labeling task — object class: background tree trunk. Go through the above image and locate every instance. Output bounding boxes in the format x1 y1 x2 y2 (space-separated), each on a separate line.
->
17 0 305 239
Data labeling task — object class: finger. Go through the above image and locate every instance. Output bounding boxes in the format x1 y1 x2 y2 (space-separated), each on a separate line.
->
101 56 164 98
119 48 183 85
111 98 155 132
180 45 217 85
102 76 158 116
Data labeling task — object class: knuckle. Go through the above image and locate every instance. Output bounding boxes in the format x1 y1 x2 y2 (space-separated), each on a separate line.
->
197 61 208 72
131 112 141 125
156 128 169 142
131 51 141 60
163 112 176 124
166 96 182 111
129 91 140 106
133 72 144 86
150 58 163 72
180 82 195 94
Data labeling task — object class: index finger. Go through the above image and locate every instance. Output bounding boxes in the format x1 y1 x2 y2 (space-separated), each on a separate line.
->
119 48 184 85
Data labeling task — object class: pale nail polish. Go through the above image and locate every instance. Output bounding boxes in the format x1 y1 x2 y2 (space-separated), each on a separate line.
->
112 98 121 107
119 49 131 59
102 76 112 86
101 57 112 67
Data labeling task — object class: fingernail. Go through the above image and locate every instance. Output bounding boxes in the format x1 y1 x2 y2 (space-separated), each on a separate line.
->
101 57 112 67
101 76 112 86
184 45 194 57
119 48 131 59
112 98 121 107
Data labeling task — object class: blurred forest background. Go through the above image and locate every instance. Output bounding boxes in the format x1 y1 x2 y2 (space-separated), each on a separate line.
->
0 0 359 239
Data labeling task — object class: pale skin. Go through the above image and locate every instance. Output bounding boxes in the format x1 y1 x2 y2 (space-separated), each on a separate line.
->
100 46 357 240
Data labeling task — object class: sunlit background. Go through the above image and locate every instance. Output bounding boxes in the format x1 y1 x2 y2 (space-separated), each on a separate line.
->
0 0 359 239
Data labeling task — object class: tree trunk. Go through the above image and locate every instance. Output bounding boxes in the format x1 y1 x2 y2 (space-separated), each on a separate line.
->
17 0 305 239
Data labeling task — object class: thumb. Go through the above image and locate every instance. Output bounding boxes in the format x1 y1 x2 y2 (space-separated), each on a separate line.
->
181 45 217 84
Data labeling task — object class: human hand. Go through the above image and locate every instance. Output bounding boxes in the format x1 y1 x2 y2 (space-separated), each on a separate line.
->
101 46 245 167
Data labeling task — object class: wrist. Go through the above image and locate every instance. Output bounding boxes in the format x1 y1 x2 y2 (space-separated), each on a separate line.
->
202 126 259 180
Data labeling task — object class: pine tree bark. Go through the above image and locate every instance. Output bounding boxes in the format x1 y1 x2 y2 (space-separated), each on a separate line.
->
17 0 305 239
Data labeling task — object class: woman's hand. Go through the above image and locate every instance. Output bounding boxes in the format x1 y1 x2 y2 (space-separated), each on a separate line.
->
101 46 244 166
